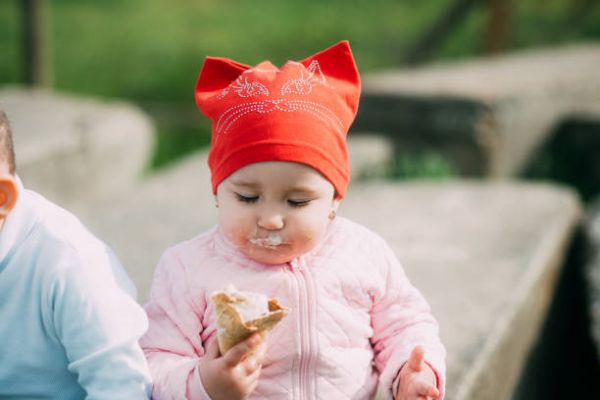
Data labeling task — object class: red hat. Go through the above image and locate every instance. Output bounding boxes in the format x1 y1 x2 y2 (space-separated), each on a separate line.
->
195 41 361 197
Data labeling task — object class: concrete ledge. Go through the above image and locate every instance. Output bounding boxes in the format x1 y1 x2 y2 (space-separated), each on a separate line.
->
80 153 215 297
356 43 600 178
348 133 394 179
0 88 153 208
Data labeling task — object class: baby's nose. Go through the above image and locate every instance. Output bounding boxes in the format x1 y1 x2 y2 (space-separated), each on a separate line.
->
257 211 284 230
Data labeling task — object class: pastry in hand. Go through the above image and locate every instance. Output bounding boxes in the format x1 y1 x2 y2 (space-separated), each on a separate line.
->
211 285 288 354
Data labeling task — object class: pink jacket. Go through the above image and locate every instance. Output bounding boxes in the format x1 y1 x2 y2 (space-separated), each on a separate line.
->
141 217 446 399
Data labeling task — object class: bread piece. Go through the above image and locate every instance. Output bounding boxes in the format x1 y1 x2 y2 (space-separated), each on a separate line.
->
211 286 288 354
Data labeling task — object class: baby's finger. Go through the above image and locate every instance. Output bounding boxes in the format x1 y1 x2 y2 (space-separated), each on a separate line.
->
253 341 267 363
223 334 262 368
241 342 267 375
203 338 220 359
415 380 439 398
242 355 261 375
247 364 262 382
243 366 262 394
407 345 426 372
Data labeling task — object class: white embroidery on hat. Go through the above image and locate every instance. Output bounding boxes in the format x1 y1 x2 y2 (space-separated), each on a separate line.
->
215 99 343 140
217 60 329 100
280 60 328 96
231 76 270 97
216 88 230 99
213 60 341 140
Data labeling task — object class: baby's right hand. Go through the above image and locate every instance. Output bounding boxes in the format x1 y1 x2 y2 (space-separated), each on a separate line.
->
198 334 266 400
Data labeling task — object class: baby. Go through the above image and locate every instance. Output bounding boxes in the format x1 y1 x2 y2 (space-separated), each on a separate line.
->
0 109 152 398
141 41 446 399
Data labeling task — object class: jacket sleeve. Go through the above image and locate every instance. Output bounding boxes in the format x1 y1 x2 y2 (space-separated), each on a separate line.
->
50 246 152 399
140 250 212 400
369 239 446 400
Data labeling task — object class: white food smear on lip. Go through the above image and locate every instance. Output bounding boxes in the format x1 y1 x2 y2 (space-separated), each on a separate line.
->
249 233 283 248
225 284 270 322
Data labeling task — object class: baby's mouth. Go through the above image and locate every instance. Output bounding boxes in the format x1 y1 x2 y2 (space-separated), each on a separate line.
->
248 234 284 249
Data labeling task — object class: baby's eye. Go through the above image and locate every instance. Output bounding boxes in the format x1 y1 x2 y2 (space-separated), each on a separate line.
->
236 193 258 203
287 199 311 207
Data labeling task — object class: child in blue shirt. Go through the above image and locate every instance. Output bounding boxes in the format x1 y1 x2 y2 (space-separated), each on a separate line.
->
0 109 152 399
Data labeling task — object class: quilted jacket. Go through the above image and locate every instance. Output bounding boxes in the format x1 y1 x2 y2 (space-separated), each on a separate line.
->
141 217 446 399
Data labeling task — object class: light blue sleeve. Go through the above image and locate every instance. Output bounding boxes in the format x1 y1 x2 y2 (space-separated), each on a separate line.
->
49 246 152 399
106 246 139 301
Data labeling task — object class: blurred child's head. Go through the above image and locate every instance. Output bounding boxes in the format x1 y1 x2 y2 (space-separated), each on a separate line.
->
195 41 360 263
0 110 19 224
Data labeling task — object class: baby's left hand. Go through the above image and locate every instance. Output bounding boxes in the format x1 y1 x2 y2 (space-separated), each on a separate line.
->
395 345 440 400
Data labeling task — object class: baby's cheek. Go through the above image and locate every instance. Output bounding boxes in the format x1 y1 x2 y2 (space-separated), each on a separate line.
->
291 225 326 252
224 225 250 248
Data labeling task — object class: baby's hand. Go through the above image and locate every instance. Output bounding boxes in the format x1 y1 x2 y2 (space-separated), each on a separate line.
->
198 334 266 400
395 345 440 400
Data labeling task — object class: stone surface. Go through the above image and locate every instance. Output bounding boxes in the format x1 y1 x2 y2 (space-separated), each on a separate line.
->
356 43 600 178
0 88 153 209
80 153 215 299
348 133 394 179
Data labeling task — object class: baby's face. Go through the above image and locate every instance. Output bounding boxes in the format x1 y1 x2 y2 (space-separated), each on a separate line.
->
216 161 338 265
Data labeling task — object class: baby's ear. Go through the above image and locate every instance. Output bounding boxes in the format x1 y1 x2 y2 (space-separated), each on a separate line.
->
0 175 18 218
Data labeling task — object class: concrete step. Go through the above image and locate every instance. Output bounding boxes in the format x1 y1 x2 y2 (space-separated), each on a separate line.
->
355 43 600 178
0 88 153 209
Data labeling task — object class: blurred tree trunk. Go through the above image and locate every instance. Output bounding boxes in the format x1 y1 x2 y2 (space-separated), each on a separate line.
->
402 0 481 65
485 0 513 53
21 0 52 87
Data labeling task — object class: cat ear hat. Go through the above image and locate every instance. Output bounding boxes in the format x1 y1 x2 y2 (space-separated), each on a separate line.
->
195 41 361 198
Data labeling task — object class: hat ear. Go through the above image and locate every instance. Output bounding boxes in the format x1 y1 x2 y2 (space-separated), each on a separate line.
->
300 41 361 113
195 57 251 111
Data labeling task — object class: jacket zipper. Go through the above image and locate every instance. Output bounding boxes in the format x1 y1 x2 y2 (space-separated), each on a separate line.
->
289 258 315 399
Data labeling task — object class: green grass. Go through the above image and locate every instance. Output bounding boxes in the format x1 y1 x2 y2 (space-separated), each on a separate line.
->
1 0 599 171
3 0 442 101
387 151 456 180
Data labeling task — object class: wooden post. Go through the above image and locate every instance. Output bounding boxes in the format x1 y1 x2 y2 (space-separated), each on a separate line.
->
485 0 513 54
21 0 52 87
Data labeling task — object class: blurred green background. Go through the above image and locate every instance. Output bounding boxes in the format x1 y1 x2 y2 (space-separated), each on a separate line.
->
1 0 599 170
